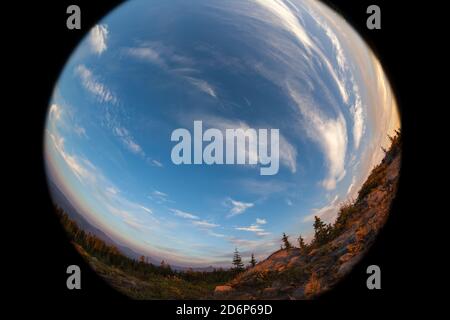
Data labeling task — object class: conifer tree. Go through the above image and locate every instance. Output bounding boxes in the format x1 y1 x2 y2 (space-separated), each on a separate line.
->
249 253 257 267
232 248 244 271
282 233 292 249
313 216 331 245
298 235 307 251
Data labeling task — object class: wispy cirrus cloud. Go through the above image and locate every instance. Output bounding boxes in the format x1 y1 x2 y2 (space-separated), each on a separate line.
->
74 125 88 138
125 42 217 99
75 64 117 104
256 218 267 225
303 195 340 224
153 190 168 198
126 47 164 66
235 218 270 236
47 130 93 182
168 206 220 230
113 126 144 156
288 85 347 190
150 159 163 167
113 126 163 168
194 114 297 173
148 190 172 204
170 208 199 220
184 76 217 98
49 103 62 122
252 0 315 53
308 9 365 149
226 198 254 217
89 24 109 55
192 220 219 228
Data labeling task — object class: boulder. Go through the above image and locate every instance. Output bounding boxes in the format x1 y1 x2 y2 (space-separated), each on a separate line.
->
214 285 233 295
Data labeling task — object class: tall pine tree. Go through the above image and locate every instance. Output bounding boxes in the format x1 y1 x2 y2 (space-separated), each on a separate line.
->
313 216 331 245
298 235 307 251
282 233 292 249
232 248 244 271
249 253 257 267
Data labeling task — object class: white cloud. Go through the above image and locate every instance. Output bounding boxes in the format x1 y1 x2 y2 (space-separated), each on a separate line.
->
288 85 347 190
49 103 62 122
89 24 109 55
256 218 267 225
151 159 163 167
347 176 356 195
227 198 254 217
236 225 264 232
192 220 219 228
113 126 144 156
350 82 365 149
106 186 119 195
153 190 168 198
198 114 297 173
279 134 297 173
47 131 92 182
235 218 271 237
324 25 365 148
139 205 153 214
75 64 117 104
184 76 217 98
207 230 226 238
112 126 163 169
126 47 164 66
170 208 199 220
126 43 217 99
308 9 365 149
74 125 87 138
303 195 340 224
253 0 315 53
148 189 172 204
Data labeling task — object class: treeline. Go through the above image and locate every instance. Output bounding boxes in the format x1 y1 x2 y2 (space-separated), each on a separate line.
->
56 208 236 283
280 130 401 253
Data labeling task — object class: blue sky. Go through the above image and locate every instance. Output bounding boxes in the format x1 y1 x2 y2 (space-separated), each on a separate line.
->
45 0 400 267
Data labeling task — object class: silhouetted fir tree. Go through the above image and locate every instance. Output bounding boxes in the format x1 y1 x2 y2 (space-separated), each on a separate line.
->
313 216 332 246
232 248 244 271
282 233 292 249
298 235 307 251
249 253 257 267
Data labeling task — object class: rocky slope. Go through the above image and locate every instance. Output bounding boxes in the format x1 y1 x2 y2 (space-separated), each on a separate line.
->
214 142 401 300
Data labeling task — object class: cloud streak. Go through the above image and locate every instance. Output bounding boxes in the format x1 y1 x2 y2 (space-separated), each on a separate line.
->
227 198 254 217
113 126 144 156
89 24 109 55
171 208 199 220
288 85 347 190
126 42 217 99
235 218 271 237
75 64 117 104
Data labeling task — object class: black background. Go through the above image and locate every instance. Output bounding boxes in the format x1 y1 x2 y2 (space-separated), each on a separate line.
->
10 0 432 316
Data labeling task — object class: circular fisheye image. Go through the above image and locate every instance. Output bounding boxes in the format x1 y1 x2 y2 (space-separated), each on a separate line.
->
45 0 401 299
